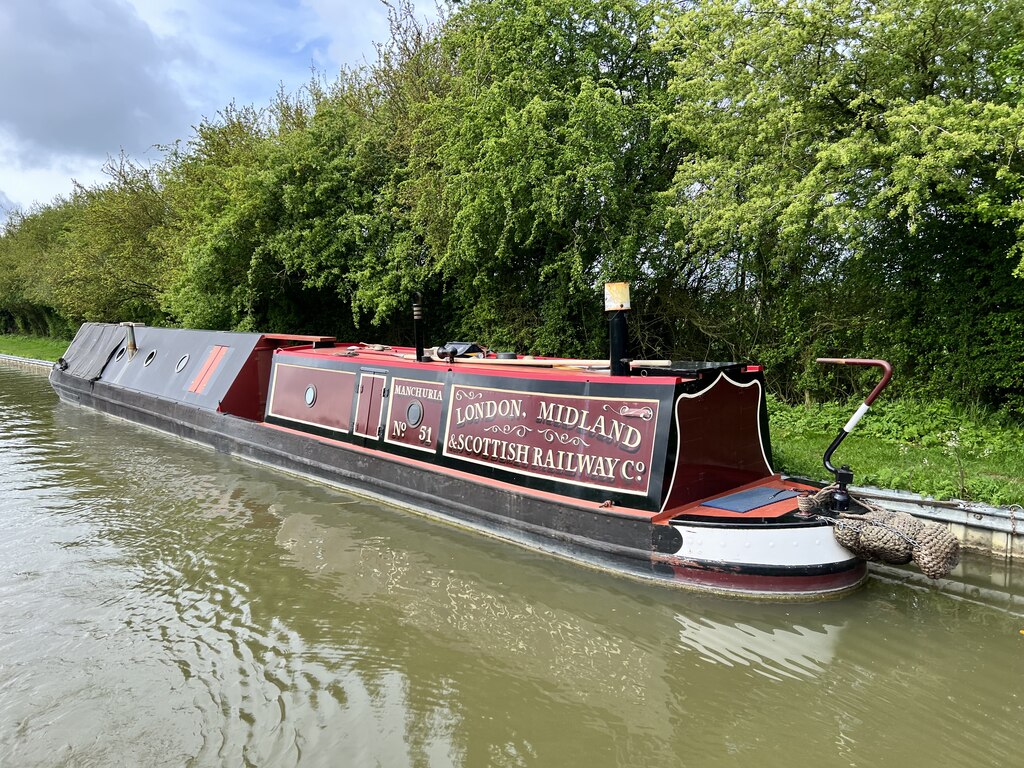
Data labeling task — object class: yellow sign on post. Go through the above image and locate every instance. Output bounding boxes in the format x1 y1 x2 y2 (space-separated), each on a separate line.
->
604 282 631 311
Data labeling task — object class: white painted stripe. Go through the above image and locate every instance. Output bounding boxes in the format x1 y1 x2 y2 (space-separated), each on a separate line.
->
843 402 870 433
671 523 854 567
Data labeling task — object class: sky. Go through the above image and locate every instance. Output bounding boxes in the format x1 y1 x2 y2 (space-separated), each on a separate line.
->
0 0 428 219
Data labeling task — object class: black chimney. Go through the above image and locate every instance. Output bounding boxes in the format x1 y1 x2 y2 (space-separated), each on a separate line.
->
605 283 631 376
412 292 425 362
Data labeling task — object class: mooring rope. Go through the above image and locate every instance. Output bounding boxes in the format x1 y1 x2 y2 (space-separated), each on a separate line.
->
801 485 961 579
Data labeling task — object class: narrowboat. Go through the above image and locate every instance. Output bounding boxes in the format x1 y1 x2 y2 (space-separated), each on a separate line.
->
48 285 875 598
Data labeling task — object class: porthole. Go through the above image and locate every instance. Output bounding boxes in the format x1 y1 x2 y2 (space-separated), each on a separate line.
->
406 400 424 428
114 347 126 362
144 350 157 367
175 354 189 373
304 385 317 407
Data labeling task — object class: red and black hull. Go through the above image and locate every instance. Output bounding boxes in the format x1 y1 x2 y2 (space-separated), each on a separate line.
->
49 324 866 599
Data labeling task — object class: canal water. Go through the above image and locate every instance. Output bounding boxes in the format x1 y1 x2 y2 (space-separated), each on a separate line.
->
1 364 1022 767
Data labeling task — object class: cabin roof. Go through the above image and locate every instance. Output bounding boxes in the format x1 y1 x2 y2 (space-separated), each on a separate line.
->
271 341 697 384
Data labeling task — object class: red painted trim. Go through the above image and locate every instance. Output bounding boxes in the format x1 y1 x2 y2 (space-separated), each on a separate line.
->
690 494 809 519
260 333 336 343
660 373 773 510
188 345 227 394
353 372 387 439
382 377 445 453
442 383 661 497
267 364 356 432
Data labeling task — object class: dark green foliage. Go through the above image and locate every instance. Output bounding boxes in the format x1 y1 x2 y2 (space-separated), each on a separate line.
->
0 203 76 335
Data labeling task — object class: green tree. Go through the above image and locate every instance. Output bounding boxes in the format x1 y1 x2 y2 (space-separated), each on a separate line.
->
0 153 166 334
661 0 1024 407
158 104 270 329
338 0 454 340
50 153 169 324
389 0 679 355
157 2 448 340
0 201 76 336
252 80 390 337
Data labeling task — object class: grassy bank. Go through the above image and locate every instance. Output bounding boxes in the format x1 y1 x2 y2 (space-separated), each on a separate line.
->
769 396 1024 507
0 333 71 362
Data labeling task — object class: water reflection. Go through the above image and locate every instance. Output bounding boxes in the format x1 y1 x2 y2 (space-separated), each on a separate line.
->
2 364 1024 768
673 614 842 681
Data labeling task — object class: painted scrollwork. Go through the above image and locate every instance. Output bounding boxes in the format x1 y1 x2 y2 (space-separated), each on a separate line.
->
537 428 591 447
483 424 533 437
604 404 654 421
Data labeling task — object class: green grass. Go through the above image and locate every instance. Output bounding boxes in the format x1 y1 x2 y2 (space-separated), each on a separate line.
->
768 395 1024 507
0 333 72 362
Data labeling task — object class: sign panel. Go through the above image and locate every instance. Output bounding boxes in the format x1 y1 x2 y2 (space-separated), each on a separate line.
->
384 378 445 453
443 385 659 496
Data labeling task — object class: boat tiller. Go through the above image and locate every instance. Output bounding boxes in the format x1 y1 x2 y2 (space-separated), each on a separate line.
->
816 358 893 513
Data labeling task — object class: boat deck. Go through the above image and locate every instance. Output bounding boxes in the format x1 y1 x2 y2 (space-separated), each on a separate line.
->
659 476 819 523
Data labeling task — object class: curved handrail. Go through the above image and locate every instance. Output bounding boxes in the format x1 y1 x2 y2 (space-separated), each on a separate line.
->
815 358 893 511
815 358 893 405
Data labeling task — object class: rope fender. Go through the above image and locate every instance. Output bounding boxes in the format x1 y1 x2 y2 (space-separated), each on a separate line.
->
799 486 961 579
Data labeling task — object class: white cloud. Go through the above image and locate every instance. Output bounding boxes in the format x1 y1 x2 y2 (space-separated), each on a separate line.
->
0 128 110 208
0 0 194 161
0 0 426 212
301 0 393 70
123 0 331 111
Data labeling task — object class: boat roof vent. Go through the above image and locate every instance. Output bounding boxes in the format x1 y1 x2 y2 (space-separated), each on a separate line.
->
439 342 484 357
